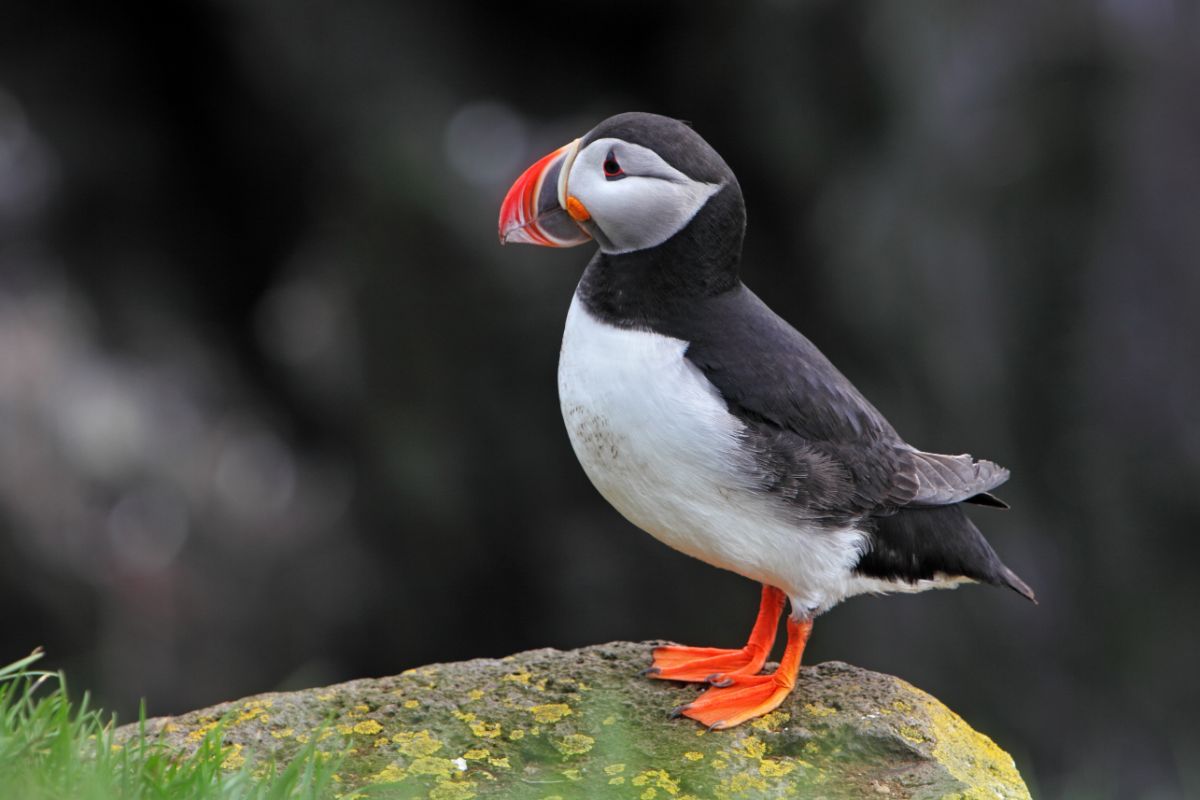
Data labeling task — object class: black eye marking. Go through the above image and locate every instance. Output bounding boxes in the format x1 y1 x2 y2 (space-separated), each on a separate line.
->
602 150 625 180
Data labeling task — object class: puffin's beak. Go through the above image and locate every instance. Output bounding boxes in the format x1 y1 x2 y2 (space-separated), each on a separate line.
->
498 139 592 247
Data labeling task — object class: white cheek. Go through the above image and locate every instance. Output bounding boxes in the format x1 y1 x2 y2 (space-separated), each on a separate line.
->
583 176 722 254
565 139 722 254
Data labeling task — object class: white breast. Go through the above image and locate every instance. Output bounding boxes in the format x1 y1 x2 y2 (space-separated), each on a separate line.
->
556 294 871 615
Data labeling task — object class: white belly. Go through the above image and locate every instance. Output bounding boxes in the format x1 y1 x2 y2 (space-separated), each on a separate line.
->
556 294 869 615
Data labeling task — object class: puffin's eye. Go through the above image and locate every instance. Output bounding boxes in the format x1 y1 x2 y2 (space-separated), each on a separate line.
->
602 151 625 180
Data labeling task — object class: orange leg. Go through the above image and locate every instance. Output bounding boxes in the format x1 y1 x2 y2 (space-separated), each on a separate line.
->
646 585 786 684
676 616 813 730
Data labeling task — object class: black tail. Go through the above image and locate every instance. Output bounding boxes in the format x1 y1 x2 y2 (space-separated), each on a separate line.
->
855 504 1036 603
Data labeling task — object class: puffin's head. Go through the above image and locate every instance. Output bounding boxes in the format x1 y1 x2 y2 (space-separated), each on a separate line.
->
498 112 741 256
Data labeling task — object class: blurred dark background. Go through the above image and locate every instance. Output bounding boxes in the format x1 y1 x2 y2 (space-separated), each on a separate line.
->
1 1 1197 797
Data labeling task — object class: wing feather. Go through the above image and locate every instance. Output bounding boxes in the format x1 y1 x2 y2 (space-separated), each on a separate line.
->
676 286 1008 518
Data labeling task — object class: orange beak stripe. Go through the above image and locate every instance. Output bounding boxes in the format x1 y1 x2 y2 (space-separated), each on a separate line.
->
565 195 591 223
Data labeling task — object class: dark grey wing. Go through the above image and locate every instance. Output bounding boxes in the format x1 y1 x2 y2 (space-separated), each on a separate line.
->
674 285 1007 520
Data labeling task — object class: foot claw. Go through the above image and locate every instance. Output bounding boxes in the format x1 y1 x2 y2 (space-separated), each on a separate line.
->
708 675 734 688
641 666 661 677
669 704 690 719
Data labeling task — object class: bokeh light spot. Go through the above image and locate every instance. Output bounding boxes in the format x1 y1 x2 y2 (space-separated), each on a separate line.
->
444 101 528 188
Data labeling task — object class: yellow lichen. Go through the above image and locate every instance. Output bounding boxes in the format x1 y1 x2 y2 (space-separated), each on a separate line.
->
609 776 626 785
503 671 532 685
683 752 704 761
393 730 444 757
725 771 769 793
469 720 502 738
428 781 476 800
604 763 626 775
316 692 335 702
270 727 294 739
452 710 476 722
487 756 510 769
370 763 406 784
463 748 489 760
373 737 389 748
735 736 767 760
409 756 456 777
631 769 680 795
898 725 927 744
527 703 572 724
602 715 616 726
561 769 582 781
221 744 245 770
186 720 220 743
751 710 790 732
924 695 1031 799
467 689 485 700
641 790 657 800
508 728 525 741
403 699 420 709
163 722 179 733
759 759 796 778
353 720 384 736
553 733 595 756
803 702 837 717
353 704 370 713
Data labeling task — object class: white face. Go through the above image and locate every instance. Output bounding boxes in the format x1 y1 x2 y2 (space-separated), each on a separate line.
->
559 137 723 255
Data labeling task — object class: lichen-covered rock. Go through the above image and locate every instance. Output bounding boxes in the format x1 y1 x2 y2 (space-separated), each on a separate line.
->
119 642 1029 799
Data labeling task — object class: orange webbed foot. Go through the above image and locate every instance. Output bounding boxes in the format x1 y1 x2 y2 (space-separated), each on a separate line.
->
646 643 768 683
644 585 786 685
676 672 793 729
676 617 813 730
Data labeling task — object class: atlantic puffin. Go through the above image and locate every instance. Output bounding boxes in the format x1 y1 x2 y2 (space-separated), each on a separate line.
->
497 112 1034 730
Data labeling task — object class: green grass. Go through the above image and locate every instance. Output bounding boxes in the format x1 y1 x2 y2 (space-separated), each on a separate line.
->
0 650 343 799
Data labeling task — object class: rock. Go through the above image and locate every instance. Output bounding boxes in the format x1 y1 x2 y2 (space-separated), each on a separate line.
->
119 641 1030 799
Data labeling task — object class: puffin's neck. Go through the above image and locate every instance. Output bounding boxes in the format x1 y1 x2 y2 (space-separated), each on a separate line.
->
575 185 746 330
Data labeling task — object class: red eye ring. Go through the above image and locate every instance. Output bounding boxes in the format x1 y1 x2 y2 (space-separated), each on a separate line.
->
602 150 624 179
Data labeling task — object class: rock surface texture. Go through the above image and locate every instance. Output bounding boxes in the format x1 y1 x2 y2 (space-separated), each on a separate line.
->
120 642 1030 799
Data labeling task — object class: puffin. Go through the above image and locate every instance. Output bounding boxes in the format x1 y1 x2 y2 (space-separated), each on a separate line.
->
497 112 1034 730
